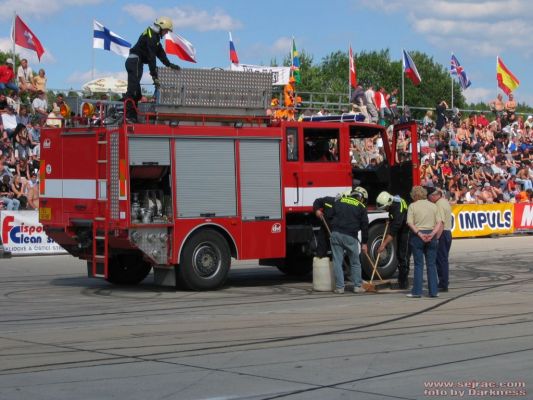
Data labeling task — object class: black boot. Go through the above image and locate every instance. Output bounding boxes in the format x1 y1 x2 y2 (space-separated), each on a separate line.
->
398 267 409 289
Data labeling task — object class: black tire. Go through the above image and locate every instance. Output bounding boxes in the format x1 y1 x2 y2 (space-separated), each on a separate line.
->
106 253 152 285
276 246 313 276
178 230 231 290
361 223 397 279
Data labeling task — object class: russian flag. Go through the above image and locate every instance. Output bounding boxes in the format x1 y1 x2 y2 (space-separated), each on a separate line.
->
229 32 239 64
403 49 421 86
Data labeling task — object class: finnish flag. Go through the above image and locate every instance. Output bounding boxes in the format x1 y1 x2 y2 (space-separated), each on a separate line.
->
93 20 131 58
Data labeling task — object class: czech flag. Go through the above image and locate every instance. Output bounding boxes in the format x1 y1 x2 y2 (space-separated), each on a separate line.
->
496 56 519 95
402 49 421 86
164 32 197 63
349 45 357 89
229 32 239 64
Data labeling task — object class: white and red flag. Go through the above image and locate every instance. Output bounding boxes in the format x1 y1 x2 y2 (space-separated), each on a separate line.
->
349 45 357 88
164 32 197 63
12 15 45 61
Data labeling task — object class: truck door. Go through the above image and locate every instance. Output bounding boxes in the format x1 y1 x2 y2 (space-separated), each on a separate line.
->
389 122 419 201
300 126 351 206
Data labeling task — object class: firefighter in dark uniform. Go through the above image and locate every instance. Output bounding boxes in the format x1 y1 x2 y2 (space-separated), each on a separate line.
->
125 16 181 122
376 191 410 289
329 187 369 293
313 195 337 258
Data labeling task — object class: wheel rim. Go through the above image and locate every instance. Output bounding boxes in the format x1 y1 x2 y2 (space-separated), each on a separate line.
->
192 242 222 278
370 236 394 268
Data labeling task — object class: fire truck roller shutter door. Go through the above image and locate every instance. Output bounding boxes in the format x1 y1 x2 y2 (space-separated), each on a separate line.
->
175 139 237 218
129 138 170 165
239 139 282 221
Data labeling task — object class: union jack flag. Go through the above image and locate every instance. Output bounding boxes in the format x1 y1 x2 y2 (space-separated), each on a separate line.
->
450 54 471 90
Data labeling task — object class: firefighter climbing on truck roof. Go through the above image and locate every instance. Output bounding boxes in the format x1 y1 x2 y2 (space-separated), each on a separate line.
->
376 191 410 289
125 16 181 123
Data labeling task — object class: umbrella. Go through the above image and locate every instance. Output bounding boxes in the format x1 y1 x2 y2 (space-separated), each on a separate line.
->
82 76 128 94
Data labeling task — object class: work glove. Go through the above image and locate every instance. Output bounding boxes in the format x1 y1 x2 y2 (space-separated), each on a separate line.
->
169 63 181 71
153 78 160 88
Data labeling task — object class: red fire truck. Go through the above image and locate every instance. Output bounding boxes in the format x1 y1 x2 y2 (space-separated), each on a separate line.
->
39 69 419 290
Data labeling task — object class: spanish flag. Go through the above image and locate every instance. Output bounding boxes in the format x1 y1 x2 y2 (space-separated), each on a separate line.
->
496 56 519 95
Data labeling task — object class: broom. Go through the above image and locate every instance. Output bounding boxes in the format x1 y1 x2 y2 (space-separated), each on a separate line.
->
362 220 389 292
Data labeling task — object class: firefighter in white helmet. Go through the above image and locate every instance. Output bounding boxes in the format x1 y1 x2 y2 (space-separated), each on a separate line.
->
376 191 410 289
125 16 181 123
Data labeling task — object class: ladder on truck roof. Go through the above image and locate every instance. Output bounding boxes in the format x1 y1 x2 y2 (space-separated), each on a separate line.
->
91 129 110 278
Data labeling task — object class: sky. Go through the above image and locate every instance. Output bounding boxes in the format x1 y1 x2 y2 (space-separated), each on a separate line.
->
1 0 531 106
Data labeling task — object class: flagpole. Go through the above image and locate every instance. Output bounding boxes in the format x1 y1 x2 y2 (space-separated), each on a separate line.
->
91 20 95 80
401 49 405 111
451 75 454 109
12 12 16 75
348 44 351 103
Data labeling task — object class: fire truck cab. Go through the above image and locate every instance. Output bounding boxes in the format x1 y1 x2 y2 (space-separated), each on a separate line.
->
39 68 419 290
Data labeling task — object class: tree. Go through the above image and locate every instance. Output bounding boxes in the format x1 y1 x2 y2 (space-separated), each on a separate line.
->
279 48 470 116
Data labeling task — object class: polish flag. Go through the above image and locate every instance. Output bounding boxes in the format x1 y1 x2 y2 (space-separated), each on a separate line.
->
164 32 197 63
349 45 357 89
12 15 45 61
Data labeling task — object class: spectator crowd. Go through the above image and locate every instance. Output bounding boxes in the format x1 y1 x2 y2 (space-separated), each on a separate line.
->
348 84 533 204
0 57 52 211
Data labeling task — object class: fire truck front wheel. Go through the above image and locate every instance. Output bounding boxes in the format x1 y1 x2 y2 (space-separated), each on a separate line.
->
178 230 231 290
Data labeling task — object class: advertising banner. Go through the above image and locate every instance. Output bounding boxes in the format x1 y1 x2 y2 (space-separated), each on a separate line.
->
513 202 533 232
230 63 291 86
0 211 66 255
451 203 514 238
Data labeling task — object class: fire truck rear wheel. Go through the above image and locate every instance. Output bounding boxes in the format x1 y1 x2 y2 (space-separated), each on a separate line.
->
178 230 231 290
106 254 152 285
362 223 397 279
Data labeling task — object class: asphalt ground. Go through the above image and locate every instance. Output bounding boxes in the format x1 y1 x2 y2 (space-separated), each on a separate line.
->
0 235 532 400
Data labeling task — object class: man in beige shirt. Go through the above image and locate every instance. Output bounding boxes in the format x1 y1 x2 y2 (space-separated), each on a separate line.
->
428 188 453 292
406 186 442 298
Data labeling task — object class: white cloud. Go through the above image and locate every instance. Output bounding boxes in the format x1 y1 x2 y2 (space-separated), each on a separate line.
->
356 0 533 55
122 4 242 31
0 37 55 64
271 37 292 54
462 87 493 103
0 0 104 21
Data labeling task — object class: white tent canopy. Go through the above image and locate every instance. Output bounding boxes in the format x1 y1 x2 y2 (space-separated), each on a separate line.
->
82 76 128 94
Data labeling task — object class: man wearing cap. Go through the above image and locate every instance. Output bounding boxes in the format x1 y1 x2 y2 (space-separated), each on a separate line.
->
0 59 18 93
427 187 452 292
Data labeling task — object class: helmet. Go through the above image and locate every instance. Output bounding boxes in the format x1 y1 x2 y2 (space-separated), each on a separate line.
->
351 186 368 205
376 191 393 210
154 16 173 31
289 76 296 83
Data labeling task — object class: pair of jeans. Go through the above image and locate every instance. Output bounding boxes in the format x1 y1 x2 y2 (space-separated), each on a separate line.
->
436 230 452 289
1 197 20 210
330 231 362 289
410 230 438 296
0 82 18 93
124 56 144 119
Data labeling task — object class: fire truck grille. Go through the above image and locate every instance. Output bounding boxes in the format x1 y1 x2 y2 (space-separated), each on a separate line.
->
156 67 272 116
110 131 120 220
